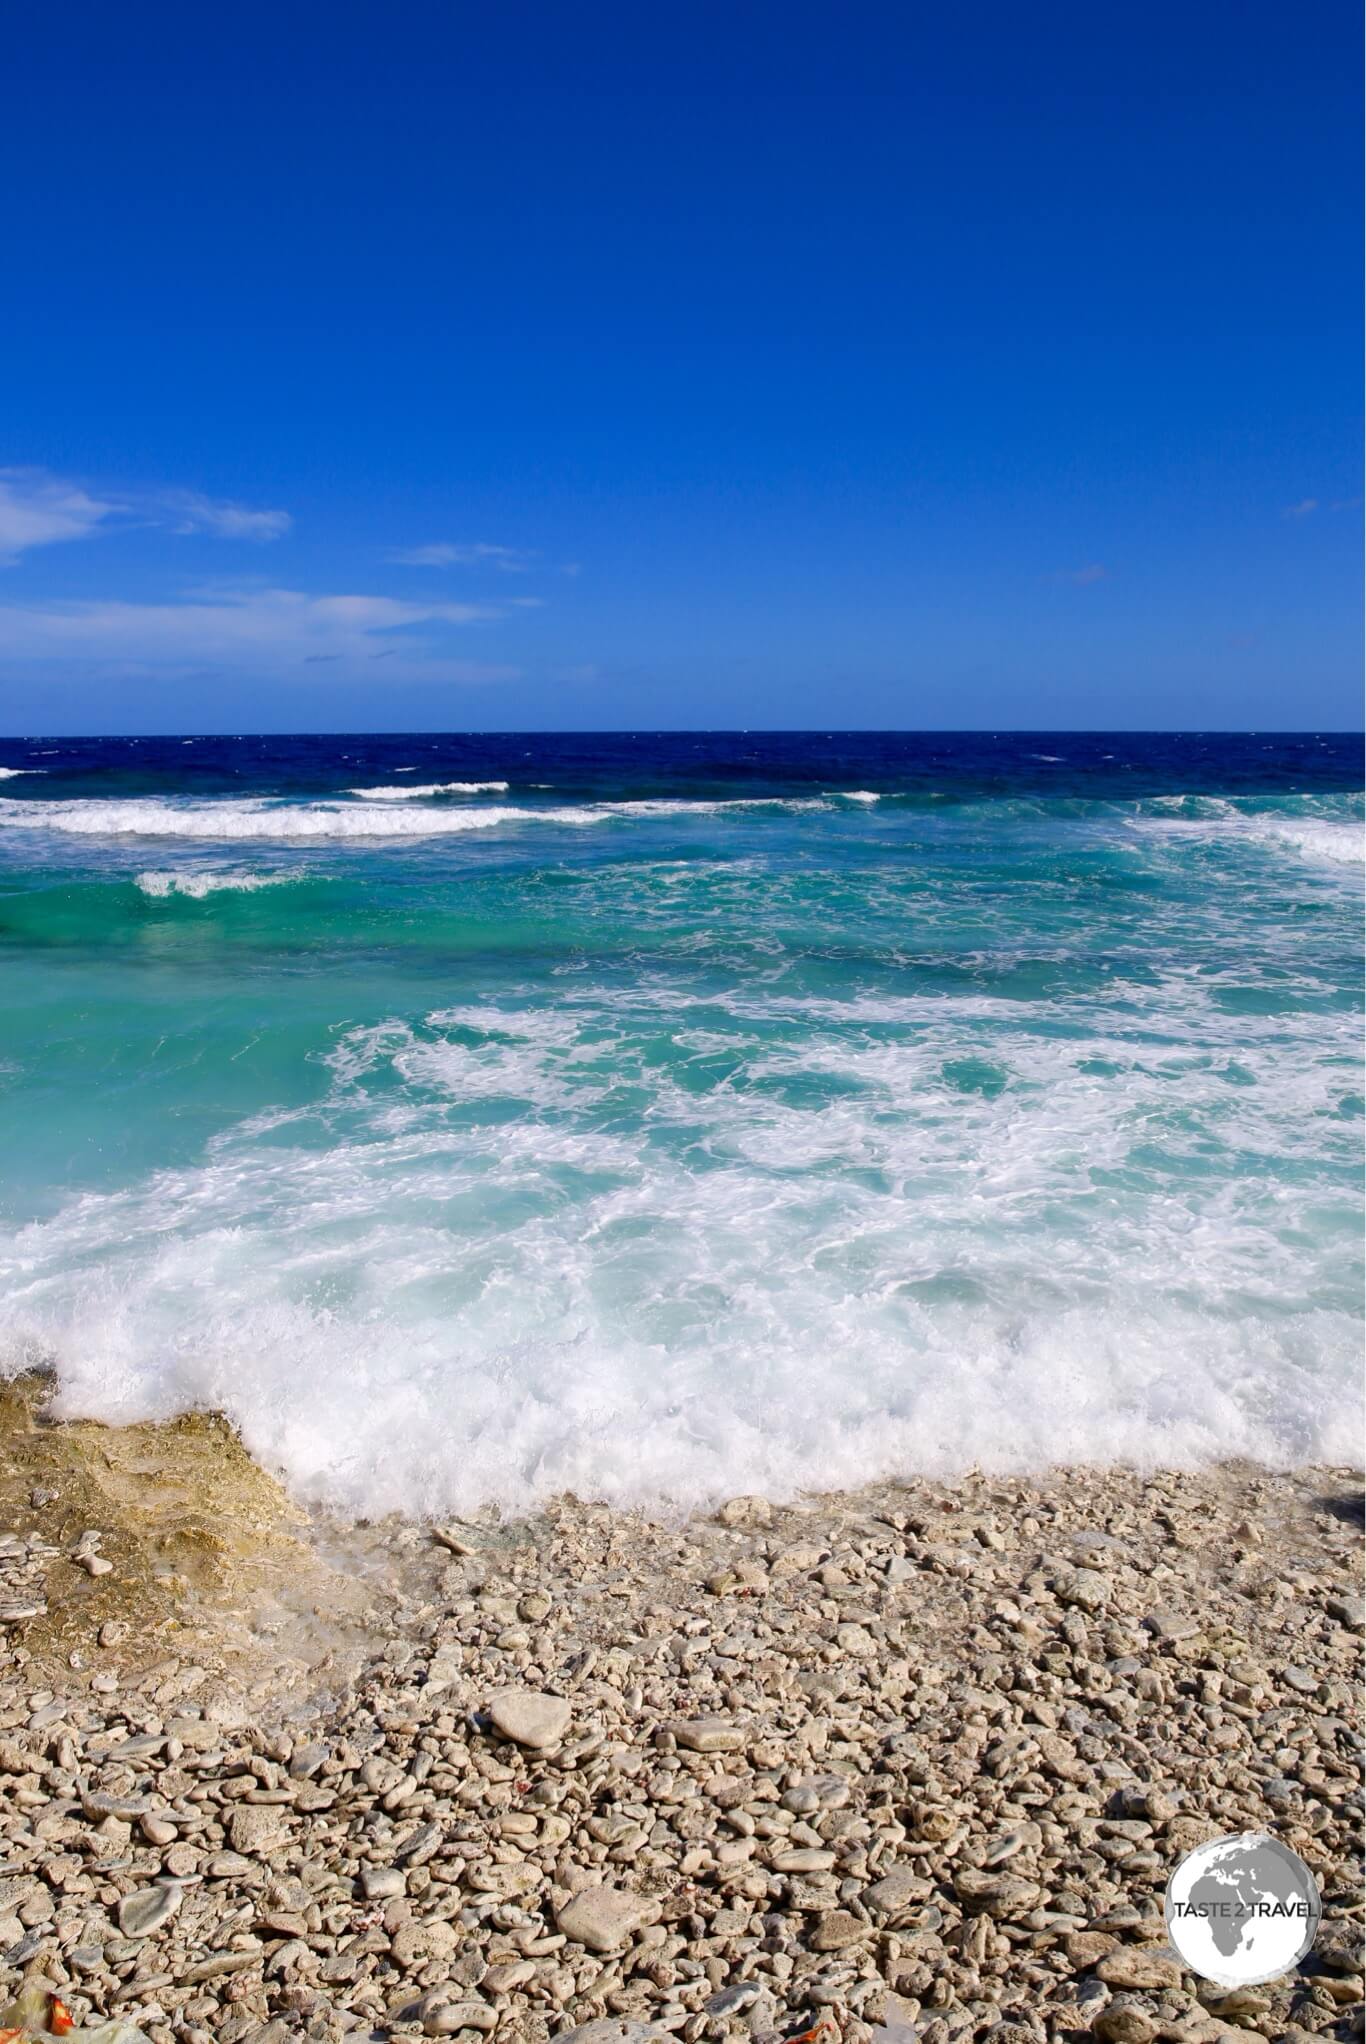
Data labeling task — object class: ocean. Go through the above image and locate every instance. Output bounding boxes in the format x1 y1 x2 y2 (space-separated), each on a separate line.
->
0 730 1360 1518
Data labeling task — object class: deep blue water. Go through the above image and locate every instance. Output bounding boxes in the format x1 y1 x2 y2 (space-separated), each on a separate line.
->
2 728 1360 803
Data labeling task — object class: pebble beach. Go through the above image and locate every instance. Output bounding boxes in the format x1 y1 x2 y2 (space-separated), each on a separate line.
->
0 1381 1361 2044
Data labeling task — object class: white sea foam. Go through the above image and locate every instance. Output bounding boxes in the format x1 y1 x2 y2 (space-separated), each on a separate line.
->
1248 818 1363 867
135 869 303 899
0 794 828 840
596 797 830 817
347 780 510 799
0 797 608 841
0 767 42 778
835 789 881 802
1 976 1358 1519
1133 808 1363 871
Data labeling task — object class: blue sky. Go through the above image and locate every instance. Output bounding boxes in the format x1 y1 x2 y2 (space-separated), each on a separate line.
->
1 0 1360 733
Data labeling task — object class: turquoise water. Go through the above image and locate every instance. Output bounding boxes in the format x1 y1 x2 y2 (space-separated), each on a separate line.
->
0 733 1360 1514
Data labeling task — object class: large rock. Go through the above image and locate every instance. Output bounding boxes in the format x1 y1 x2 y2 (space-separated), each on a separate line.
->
717 1494 774 1528
953 1868 1042 1918
1052 1565 1110 1612
668 1716 745 1753
810 1908 868 1951
1326 1593 1365 1632
1092 1997 1157 2044
488 1687 572 1750
118 1882 183 1938
423 2000 497 2035
228 1805 290 1856
553 2025 672 2044
864 1866 934 1920
555 1884 654 1953
1095 1948 1184 1991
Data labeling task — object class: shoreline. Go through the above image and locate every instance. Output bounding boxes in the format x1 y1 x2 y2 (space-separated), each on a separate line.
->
0 1378 1361 2043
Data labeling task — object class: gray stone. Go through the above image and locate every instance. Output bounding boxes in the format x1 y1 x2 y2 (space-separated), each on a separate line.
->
1143 1610 1200 1641
706 1985 764 2016
118 1882 183 1939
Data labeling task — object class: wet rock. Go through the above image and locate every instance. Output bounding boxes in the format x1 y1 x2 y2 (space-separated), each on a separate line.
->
718 1495 774 1528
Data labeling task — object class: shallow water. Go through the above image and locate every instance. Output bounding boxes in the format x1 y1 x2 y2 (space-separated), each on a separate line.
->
0 731 1360 1515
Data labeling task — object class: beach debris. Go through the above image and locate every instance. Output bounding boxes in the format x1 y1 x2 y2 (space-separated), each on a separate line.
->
0 1982 74 2036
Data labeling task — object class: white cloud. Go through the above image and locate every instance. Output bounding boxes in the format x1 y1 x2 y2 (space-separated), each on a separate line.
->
155 490 292 541
1283 498 1319 520
0 470 117 561
0 586 515 683
0 467 291 561
390 541 535 571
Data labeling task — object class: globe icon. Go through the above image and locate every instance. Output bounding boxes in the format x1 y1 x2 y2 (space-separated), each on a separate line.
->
1165 1832 1322 1987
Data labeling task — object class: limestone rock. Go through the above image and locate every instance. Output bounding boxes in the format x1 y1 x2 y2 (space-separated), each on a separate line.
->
1096 1948 1184 1991
555 1883 654 1953
668 1715 745 1753
228 1805 290 1856
487 1686 572 1750
810 1908 868 1951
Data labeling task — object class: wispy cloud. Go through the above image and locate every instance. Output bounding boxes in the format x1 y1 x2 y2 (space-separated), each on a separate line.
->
154 490 292 541
0 587 514 684
0 471 118 561
0 467 291 562
1283 496 1363 519
390 541 535 571
1048 563 1109 587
